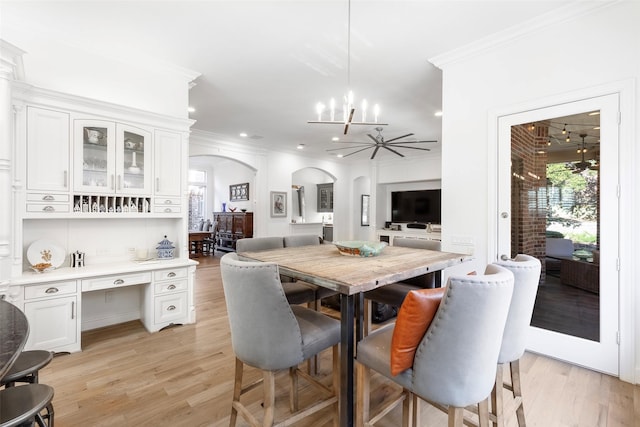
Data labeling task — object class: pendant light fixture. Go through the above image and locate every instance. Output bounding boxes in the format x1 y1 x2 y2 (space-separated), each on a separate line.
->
307 0 387 134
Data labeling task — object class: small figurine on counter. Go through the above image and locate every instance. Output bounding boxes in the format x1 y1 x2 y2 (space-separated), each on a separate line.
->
92 202 98 212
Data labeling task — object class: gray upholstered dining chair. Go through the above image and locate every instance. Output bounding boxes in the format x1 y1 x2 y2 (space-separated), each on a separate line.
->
236 237 316 305
489 254 541 427
356 264 514 427
363 238 441 335
220 253 340 426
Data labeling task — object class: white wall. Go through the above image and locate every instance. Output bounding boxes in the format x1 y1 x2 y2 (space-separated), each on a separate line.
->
189 131 353 240
434 2 639 382
1 29 195 118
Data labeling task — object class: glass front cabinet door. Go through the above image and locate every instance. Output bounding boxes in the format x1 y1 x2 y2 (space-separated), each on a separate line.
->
74 120 151 195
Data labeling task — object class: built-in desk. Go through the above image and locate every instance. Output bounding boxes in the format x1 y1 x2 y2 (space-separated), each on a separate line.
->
6 259 197 353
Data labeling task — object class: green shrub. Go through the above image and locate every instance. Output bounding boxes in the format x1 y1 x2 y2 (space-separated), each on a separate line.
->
545 230 565 238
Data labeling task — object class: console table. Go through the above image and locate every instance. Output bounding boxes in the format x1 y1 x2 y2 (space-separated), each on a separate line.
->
213 211 253 252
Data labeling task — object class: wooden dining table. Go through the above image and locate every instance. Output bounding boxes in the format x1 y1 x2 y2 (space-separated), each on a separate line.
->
239 243 471 427
188 231 213 257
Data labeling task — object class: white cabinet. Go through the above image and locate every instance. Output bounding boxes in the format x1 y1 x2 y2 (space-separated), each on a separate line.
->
26 107 70 193
143 267 189 332
22 280 79 353
154 130 183 198
73 120 151 195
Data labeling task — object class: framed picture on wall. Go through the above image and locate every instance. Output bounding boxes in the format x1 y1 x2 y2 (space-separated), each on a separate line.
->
361 194 370 226
270 191 287 217
230 183 249 201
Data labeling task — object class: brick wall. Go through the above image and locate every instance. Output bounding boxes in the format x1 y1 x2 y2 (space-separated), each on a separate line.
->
510 123 548 269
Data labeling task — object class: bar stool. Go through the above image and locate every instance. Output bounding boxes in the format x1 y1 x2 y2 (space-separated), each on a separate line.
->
1 350 54 388
0 383 55 426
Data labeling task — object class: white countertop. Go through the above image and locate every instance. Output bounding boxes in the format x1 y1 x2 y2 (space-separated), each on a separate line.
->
11 258 198 285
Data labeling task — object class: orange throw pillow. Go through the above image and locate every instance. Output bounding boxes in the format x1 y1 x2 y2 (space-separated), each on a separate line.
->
390 287 445 376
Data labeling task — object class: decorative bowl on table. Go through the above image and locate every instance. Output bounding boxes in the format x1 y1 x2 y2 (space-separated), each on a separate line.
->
334 241 387 257
30 263 54 273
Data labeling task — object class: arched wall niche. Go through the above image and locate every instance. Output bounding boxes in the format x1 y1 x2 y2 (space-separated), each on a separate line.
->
189 155 257 224
291 167 335 224
353 176 372 240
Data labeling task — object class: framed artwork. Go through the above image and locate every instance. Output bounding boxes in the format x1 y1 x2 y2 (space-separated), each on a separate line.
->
361 194 370 226
230 183 249 202
270 191 287 217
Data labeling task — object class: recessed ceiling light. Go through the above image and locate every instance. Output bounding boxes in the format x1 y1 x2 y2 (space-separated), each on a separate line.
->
332 136 340 142
187 106 196 113
297 144 305 150
434 111 443 117
336 154 344 158
588 111 600 116
239 132 248 137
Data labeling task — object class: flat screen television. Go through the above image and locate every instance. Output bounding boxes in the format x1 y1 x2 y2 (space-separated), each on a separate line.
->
391 189 441 224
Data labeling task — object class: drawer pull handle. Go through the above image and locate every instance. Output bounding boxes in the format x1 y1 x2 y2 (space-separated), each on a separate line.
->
164 208 172 213
167 284 176 290
165 199 172 204
113 279 125 285
42 206 55 212
167 305 176 311
45 287 59 294
167 272 176 278
42 195 54 201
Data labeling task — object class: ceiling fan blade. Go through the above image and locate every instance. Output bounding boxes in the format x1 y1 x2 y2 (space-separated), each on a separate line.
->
382 145 405 157
341 146 374 158
387 140 438 145
389 145 431 152
367 134 379 143
383 133 414 143
332 141 374 145
370 146 381 159
326 145 371 152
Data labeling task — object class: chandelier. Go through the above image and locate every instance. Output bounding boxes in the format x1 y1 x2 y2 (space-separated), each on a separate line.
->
307 0 387 135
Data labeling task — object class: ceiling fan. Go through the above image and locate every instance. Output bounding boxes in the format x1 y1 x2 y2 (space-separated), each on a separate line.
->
569 133 597 173
327 127 437 160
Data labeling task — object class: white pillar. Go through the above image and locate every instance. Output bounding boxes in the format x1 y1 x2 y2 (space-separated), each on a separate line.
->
0 40 25 293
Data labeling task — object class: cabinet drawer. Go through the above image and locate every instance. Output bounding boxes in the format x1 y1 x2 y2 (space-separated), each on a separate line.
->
154 205 181 214
26 203 70 213
26 193 70 203
155 197 181 206
24 281 77 300
153 268 187 282
154 292 187 324
154 279 187 295
82 272 152 292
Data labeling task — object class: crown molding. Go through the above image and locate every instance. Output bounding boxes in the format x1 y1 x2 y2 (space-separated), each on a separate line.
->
11 82 195 131
0 39 26 80
429 0 621 69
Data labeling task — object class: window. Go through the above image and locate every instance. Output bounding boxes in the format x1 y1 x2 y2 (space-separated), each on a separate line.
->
188 169 207 230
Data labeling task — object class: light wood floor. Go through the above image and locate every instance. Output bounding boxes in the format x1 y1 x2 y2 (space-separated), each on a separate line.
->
39 254 639 426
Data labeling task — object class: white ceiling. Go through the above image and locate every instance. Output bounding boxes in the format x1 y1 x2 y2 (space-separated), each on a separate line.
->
2 0 579 160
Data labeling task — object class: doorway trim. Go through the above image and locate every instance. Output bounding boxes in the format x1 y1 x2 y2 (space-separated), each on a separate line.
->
487 79 636 383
